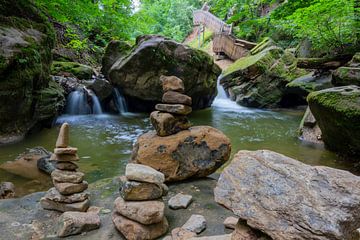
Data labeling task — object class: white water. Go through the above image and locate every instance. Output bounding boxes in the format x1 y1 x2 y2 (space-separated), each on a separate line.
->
113 88 128 114
89 90 103 114
65 88 103 115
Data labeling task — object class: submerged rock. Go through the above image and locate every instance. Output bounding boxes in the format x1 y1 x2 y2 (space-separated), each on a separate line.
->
131 126 231 182
308 85 360 156
108 35 220 111
214 150 360 240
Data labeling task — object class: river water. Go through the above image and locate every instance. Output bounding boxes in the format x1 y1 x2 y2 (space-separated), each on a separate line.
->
0 80 355 196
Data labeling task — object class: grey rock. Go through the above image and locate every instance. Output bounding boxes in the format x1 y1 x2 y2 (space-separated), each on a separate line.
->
53 181 88 195
182 214 206 234
43 187 89 203
119 178 164 201
223 217 238 229
40 197 90 212
125 163 165 184
51 169 84 183
168 193 192 209
57 211 100 237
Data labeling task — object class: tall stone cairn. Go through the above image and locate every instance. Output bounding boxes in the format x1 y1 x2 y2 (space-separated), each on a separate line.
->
40 123 90 212
112 163 169 240
150 75 192 137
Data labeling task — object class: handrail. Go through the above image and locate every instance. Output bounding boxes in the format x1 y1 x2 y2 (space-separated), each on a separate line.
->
193 10 231 34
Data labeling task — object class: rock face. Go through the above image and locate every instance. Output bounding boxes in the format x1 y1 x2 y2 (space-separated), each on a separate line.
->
307 85 360 156
221 45 306 108
214 150 360 240
108 35 221 111
332 53 360 86
131 126 231 182
0 1 65 143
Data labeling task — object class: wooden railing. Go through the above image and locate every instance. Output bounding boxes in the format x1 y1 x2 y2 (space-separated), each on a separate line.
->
193 10 231 34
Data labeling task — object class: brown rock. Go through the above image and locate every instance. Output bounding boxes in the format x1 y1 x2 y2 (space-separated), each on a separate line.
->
40 197 90 212
51 169 84 183
43 187 89 203
125 163 165 184
55 161 78 171
54 181 88 195
131 126 231 182
223 217 238 229
114 197 165 225
171 227 196 240
162 91 192 105
50 153 79 162
57 211 100 237
54 147 78 155
0 182 15 199
155 104 192 115
150 111 191 137
161 75 185 93
119 178 164 201
112 212 168 240
56 123 70 148
231 221 265 240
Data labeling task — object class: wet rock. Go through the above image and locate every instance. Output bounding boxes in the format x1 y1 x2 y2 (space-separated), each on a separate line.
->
0 182 15 199
40 197 90 212
112 211 168 240
50 154 80 162
114 197 165 225
214 150 360 240
182 214 206 234
161 75 185 93
131 126 231 182
162 91 192 106
55 161 78 171
51 170 84 184
53 181 88 195
56 123 69 148
119 177 164 201
150 111 191 137
54 147 78 155
171 227 196 240
125 163 165 184
43 187 89 203
155 104 192 115
168 193 193 209
84 77 114 102
223 217 238 229
57 211 100 237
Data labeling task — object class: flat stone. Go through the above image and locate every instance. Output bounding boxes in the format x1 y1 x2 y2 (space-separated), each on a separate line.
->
40 197 90 212
182 214 206 234
56 123 70 148
161 75 185 93
54 181 88 195
57 211 100 237
162 91 192 105
114 197 165 225
155 104 192 115
171 227 196 240
51 169 84 183
168 193 192 209
50 153 79 162
223 217 238 229
119 178 164 201
54 147 78 155
125 163 165 184
150 111 191 137
112 212 168 240
55 161 78 171
188 234 232 240
43 187 89 203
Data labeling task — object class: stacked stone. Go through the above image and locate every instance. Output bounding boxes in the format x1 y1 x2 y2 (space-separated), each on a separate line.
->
40 123 90 212
150 76 192 137
112 163 169 240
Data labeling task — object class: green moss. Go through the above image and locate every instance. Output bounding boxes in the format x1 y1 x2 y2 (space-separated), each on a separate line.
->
188 30 213 49
51 61 94 79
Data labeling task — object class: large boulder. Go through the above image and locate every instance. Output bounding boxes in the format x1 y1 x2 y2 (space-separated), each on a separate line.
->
332 53 360 86
108 35 221 111
308 85 360 156
101 40 132 78
214 150 360 240
0 0 65 143
131 126 231 182
221 46 307 108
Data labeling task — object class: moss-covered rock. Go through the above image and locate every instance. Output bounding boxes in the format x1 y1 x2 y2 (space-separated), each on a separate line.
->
308 85 360 157
51 61 95 80
0 0 64 143
101 40 132 78
332 53 360 86
108 35 221 111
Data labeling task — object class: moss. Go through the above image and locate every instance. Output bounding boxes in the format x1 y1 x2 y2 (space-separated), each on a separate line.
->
187 30 213 49
51 61 94 80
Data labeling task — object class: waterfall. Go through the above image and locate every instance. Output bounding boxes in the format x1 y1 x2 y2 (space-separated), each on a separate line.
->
113 88 128 114
65 88 103 115
212 75 244 110
88 90 103 114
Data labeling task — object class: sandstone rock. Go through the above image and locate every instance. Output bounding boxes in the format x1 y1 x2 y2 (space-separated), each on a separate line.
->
125 163 165 184
54 147 78 155
0 182 15 199
171 227 196 240
155 104 192 115
56 123 69 148
114 197 165 225
43 187 89 203
162 91 192 105
40 197 90 212
214 150 360 240
57 211 100 237
51 169 84 183
223 217 238 229
119 178 164 201
150 111 191 137
168 193 193 209
230 221 264 240
182 214 206 234
54 181 88 195
55 161 78 171
112 211 168 240
131 126 231 182
161 75 185 93
50 153 79 161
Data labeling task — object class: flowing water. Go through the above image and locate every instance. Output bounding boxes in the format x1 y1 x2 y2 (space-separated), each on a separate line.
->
113 88 128 114
66 88 103 115
0 79 356 196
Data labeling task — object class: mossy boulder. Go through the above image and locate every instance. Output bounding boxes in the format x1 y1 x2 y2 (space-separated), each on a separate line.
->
308 85 360 157
108 35 221 111
0 0 64 143
51 61 95 80
101 40 132 78
221 46 307 108
332 53 360 86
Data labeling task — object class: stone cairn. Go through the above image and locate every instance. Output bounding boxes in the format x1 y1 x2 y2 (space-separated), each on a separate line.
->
112 163 169 240
150 75 192 137
40 123 90 212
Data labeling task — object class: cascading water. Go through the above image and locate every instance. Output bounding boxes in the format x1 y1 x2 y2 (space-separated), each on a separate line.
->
113 88 128 114
212 75 245 110
88 90 103 114
65 87 103 115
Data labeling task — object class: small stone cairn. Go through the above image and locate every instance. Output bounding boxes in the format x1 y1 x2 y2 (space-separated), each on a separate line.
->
112 163 169 240
150 75 192 136
40 123 90 212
